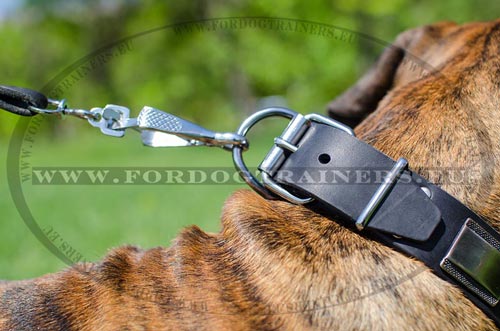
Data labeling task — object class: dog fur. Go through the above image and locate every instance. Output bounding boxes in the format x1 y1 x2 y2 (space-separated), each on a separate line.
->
1 20 500 330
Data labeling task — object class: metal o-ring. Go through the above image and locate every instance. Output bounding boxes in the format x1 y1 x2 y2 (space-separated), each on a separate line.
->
232 107 297 199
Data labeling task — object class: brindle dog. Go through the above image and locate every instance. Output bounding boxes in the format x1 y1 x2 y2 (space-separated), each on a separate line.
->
1 20 499 330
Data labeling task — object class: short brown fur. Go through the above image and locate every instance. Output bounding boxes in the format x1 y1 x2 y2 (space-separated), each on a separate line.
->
1 20 500 330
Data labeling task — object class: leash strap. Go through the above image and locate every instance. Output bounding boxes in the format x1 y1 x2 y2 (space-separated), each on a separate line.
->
0 85 48 116
0 85 249 149
263 119 500 325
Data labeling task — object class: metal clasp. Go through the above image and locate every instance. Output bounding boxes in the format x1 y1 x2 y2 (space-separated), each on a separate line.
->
90 105 248 150
134 106 248 150
231 108 355 204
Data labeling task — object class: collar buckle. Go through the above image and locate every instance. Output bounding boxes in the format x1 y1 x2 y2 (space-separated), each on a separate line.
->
231 108 355 204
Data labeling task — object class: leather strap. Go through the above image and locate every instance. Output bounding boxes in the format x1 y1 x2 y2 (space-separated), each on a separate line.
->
275 124 442 242
274 121 500 326
0 85 47 116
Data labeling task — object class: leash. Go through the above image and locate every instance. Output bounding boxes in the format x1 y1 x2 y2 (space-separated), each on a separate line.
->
0 85 248 148
2 85 500 326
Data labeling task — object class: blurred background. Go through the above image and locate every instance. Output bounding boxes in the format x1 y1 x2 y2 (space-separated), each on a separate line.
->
1 0 499 279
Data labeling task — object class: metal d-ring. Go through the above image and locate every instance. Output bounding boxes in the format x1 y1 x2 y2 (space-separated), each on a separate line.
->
232 107 298 200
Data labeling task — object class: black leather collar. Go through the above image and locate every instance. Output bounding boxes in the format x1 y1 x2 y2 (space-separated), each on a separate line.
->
250 112 500 326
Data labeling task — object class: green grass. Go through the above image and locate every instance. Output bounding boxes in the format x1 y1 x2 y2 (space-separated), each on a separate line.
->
0 117 285 279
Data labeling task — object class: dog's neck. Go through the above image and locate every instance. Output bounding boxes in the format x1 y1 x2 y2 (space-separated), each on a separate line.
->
218 189 496 330
354 42 500 232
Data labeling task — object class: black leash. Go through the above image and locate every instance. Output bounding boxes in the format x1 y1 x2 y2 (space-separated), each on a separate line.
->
0 85 48 116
